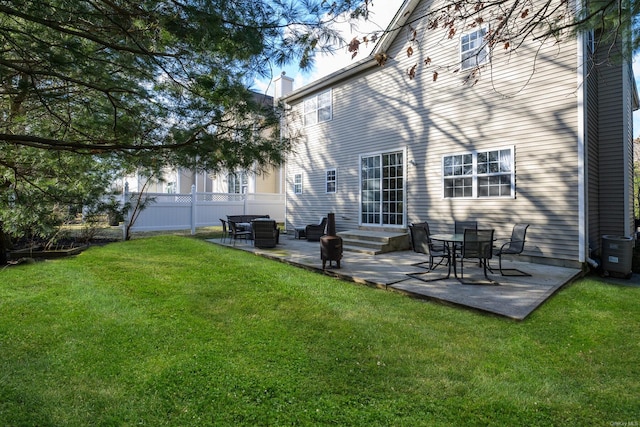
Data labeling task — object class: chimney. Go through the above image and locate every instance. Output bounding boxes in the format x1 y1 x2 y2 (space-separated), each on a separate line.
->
273 71 294 104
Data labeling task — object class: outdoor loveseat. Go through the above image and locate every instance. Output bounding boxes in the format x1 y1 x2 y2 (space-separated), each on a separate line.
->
226 214 270 224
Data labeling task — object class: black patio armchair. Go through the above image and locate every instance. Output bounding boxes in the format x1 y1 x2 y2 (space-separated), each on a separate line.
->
407 223 450 281
304 217 328 241
228 220 252 245
459 228 495 283
219 218 229 243
492 224 531 276
252 219 279 248
409 222 449 270
454 220 478 252
454 220 478 235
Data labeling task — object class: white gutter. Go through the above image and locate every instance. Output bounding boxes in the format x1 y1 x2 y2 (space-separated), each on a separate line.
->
576 2 587 264
623 60 635 238
284 58 379 103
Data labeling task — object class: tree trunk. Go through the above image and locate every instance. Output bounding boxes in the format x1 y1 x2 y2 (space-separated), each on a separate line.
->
0 223 7 265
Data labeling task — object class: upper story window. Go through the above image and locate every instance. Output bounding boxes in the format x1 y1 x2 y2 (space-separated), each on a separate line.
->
461 27 488 70
443 147 514 198
304 89 332 126
228 171 248 194
586 29 595 54
326 169 336 193
293 173 303 194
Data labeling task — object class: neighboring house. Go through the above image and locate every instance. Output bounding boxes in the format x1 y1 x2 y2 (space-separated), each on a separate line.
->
121 91 285 196
279 0 638 268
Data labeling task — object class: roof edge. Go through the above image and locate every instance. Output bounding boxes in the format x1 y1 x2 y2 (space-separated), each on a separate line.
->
283 56 378 103
284 0 418 103
372 0 419 55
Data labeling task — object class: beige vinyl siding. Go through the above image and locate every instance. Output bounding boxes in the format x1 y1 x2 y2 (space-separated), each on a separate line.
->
285 0 583 263
394 0 580 262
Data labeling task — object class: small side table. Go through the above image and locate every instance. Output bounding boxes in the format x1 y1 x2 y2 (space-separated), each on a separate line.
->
294 227 306 239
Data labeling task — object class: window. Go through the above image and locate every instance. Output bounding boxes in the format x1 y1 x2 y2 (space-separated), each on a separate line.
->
443 153 473 198
326 169 336 193
461 27 488 70
304 89 332 126
293 173 302 194
586 29 595 54
228 171 248 194
443 147 514 198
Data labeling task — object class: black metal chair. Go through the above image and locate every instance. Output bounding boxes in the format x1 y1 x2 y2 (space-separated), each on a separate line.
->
454 220 477 235
305 217 328 241
460 229 496 283
219 218 229 243
492 224 531 276
410 222 448 268
228 220 252 246
453 220 478 265
407 223 451 281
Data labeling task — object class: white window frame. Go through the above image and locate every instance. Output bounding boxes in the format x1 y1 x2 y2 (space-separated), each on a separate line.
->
293 173 303 194
303 89 332 126
442 146 514 199
228 171 248 194
325 169 337 193
460 27 489 70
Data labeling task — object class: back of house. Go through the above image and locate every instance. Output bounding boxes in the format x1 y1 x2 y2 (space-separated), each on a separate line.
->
280 0 637 268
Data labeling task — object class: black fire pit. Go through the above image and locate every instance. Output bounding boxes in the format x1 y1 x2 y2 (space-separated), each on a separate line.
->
320 213 342 269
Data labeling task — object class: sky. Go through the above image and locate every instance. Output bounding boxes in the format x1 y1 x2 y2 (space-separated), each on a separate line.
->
253 1 404 96
254 0 640 139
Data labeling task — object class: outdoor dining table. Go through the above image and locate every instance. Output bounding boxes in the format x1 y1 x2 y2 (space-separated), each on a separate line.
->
430 233 464 279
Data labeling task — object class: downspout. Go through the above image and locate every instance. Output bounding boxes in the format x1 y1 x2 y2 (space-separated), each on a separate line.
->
282 107 289 232
576 1 590 266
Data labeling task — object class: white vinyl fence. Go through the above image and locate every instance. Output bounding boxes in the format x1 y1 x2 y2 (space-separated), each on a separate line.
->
123 184 285 236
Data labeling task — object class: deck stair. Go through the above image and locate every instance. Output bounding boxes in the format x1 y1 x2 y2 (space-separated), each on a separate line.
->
337 228 410 255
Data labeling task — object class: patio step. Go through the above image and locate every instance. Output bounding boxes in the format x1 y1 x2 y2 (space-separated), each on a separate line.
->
337 229 410 255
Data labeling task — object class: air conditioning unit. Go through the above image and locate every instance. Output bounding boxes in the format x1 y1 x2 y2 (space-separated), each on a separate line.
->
601 235 633 279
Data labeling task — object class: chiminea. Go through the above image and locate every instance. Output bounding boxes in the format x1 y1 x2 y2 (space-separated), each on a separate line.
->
320 213 343 269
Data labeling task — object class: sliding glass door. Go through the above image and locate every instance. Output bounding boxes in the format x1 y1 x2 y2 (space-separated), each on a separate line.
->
360 150 405 226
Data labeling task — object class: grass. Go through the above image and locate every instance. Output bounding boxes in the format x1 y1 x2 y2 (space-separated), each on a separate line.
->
1 235 639 426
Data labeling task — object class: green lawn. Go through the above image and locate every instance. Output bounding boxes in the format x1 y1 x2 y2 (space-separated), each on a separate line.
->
1 235 638 426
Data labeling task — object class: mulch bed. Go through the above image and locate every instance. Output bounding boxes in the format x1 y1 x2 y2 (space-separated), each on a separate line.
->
4 236 119 265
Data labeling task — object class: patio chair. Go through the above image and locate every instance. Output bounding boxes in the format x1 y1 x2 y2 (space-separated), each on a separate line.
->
252 219 279 248
305 217 328 241
459 229 496 284
491 224 531 276
228 220 252 246
407 223 450 281
219 218 229 243
454 220 477 250
410 222 448 269
454 220 477 235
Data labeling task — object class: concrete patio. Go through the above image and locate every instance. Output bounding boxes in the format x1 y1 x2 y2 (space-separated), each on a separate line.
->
209 234 585 320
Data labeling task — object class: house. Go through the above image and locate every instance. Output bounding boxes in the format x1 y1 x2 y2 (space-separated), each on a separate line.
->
278 0 638 268
120 91 285 196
